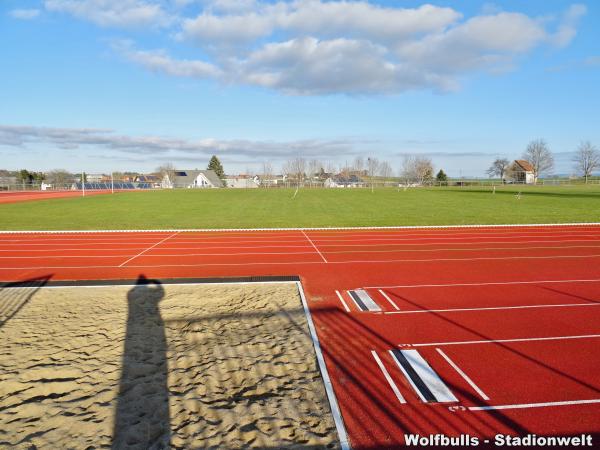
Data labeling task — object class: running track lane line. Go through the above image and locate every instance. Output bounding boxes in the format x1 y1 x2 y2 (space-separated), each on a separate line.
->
384 302 600 315
436 348 490 401
405 334 600 348
365 277 600 289
118 232 180 267
302 230 328 263
468 398 600 411
378 289 400 310
371 350 406 404
5 253 600 271
335 290 351 312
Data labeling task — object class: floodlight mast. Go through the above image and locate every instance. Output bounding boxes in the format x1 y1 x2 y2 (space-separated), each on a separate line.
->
82 172 85 197
111 172 114 194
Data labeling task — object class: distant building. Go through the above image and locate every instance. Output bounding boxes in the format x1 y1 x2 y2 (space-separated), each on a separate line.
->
0 176 17 190
135 175 162 188
162 170 224 188
224 175 260 188
508 160 536 184
324 174 365 188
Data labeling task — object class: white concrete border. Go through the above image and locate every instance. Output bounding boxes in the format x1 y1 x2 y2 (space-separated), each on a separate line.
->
0 223 599 234
297 281 351 450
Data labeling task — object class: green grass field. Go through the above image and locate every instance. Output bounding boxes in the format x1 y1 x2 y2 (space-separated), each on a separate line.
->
1 185 600 230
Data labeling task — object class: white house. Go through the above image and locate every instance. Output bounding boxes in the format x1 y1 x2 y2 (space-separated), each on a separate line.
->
224 175 260 188
162 170 224 188
507 160 536 184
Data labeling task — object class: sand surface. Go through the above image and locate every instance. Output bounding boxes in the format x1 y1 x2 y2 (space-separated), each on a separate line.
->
0 280 340 449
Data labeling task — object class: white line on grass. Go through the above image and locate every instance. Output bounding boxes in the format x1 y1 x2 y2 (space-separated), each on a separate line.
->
302 230 328 263
1 222 599 234
469 398 600 411
335 290 351 312
371 350 406 404
384 302 600 315
378 289 400 310
119 232 180 267
406 334 600 348
436 348 489 400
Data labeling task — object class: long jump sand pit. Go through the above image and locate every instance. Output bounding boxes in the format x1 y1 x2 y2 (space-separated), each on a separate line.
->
0 278 340 449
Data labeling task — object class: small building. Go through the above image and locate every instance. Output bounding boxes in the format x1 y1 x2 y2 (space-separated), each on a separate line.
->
324 174 365 188
135 175 162 188
225 175 260 188
508 160 536 184
163 170 224 189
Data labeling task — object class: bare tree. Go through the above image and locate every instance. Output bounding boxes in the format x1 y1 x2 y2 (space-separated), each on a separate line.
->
353 157 364 174
522 139 554 181
380 161 393 186
486 158 510 181
156 163 177 188
286 158 306 187
46 169 74 188
261 162 274 188
572 141 600 183
401 156 434 185
366 157 380 192
308 159 321 187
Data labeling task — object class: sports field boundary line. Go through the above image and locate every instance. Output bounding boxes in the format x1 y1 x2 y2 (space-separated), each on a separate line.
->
1 222 599 234
0 275 301 288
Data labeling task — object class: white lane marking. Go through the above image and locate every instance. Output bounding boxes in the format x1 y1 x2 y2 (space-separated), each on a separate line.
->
469 398 600 411
407 334 600 348
436 348 489 401
2 222 598 234
353 289 381 311
390 349 458 403
384 302 600 315
335 290 351 313
321 243 600 253
297 282 350 450
302 230 328 263
5 254 600 271
378 289 400 310
371 350 406 404
118 232 180 267
366 278 600 290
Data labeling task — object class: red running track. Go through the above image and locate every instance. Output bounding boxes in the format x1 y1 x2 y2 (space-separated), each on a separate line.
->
1 224 600 449
0 190 115 204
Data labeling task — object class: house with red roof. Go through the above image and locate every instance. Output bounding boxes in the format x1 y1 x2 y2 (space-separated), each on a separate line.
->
508 160 536 184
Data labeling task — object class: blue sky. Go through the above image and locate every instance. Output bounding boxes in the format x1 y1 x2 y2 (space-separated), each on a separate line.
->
1 0 599 176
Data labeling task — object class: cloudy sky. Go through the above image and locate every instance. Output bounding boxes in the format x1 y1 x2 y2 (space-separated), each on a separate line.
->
1 0 599 176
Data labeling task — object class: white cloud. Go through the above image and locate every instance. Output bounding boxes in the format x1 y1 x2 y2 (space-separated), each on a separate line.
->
43 0 586 95
44 0 171 28
0 124 366 160
113 40 222 78
549 3 587 48
181 1 461 46
9 9 41 20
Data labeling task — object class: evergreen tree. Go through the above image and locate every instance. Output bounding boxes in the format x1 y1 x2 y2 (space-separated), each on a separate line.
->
436 169 448 182
207 155 225 178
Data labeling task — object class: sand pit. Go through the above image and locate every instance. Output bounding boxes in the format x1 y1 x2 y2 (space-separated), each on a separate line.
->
0 279 340 449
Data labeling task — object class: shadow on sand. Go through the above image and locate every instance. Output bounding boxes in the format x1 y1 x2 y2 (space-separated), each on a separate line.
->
113 275 170 450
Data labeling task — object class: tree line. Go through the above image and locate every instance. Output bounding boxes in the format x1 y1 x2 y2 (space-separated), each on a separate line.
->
487 140 599 183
